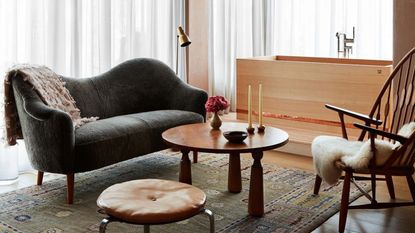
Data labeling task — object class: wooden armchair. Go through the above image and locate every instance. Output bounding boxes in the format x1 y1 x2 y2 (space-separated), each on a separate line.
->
313 47 415 233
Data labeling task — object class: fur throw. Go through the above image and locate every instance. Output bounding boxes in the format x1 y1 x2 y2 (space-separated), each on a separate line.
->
4 64 98 145
312 122 415 185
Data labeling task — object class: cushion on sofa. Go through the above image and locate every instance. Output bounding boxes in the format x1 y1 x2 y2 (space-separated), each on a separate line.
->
73 110 203 172
127 110 204 150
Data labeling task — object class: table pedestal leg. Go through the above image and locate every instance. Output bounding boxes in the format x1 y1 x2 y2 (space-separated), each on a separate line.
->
179 150 192 184
248 151 264 217
228 152 242 193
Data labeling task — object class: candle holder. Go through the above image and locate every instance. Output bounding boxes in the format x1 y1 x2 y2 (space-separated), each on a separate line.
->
257 125 265 133
246 126 255 134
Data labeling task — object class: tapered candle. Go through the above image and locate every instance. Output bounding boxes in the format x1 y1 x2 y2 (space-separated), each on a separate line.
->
248 85 252 128
259 84 263 126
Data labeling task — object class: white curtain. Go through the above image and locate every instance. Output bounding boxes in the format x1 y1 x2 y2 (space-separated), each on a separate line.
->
0 0 185 178
0 0 185 78
209 0 393 110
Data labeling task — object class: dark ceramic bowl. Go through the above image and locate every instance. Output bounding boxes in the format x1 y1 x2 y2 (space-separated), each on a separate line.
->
223 131 248 143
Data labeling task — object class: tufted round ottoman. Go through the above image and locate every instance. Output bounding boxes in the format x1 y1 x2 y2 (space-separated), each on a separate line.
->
97 179 214 233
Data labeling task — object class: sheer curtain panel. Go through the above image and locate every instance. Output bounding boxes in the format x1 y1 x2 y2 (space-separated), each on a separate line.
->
209 0 393 110
0 0 185 180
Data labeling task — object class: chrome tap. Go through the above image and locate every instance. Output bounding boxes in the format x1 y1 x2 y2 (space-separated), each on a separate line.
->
336 27 355 58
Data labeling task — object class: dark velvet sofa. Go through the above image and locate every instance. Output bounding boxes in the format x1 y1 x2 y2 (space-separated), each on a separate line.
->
11 58 207 203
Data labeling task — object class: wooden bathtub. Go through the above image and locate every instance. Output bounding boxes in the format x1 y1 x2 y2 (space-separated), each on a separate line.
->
236 55 393 156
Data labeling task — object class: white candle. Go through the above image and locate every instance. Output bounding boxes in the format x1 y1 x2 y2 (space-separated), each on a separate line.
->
248 85 252 128
259 84 263 126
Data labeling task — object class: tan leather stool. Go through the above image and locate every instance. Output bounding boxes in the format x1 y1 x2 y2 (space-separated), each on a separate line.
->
97 179 214 233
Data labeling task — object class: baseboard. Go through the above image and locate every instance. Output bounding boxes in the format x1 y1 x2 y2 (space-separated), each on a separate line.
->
275 140 311 157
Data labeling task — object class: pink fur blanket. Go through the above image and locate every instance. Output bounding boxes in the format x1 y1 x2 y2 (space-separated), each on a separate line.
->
4 65 97 145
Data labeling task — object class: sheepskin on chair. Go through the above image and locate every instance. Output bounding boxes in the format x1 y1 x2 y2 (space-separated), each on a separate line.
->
312 122 415 185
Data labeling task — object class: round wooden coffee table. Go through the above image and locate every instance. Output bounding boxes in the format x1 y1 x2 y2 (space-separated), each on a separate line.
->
162 122 289 217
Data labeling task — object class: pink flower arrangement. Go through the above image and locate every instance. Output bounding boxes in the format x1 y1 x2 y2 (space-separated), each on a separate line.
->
205 96 229 113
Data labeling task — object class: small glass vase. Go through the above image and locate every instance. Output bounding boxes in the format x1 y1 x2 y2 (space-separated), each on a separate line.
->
210 112 222 130
0 145 19 185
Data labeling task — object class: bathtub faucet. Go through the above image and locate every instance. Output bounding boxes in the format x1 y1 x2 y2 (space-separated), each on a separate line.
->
336 26 355 58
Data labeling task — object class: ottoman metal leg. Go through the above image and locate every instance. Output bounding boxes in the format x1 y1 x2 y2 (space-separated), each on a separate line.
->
201 209 215 233
99 217 112 233
144 225 150 233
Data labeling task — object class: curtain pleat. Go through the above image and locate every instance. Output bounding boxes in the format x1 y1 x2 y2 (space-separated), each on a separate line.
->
0 0 185 175
209 0 393 110
0 0 184 78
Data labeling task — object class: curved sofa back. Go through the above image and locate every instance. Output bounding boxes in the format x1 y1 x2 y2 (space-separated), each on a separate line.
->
63 58 183 119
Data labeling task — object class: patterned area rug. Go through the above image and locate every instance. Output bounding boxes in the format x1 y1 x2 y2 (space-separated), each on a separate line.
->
0 151 368 233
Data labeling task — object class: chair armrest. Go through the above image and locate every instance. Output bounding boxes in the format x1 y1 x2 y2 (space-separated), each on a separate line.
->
168 82 208 120
353 123 408 144
326 104 382 126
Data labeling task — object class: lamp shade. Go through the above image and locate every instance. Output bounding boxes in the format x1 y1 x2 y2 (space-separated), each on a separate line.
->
177 26 191 47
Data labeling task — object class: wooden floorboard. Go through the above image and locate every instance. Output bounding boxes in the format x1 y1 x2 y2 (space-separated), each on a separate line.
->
1 150 413 232
227 112 415 233
2 111 414 232
260 150 415 233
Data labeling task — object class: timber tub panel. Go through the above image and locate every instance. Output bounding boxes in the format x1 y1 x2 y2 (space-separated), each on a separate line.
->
236 56 393 154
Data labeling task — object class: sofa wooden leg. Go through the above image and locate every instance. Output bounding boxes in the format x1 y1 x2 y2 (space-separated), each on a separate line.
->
67 174 74 204
37 171 44 185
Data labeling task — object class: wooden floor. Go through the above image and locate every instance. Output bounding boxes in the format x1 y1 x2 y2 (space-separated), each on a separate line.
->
226 112 415 232
258 150 415 233
0 151 413 232
1 111 414 233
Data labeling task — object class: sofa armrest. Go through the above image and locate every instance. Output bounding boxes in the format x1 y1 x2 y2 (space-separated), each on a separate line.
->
168 83 208 120
23 99 76 173
13 78 75 174
23 97 61 121
16 77 74 127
